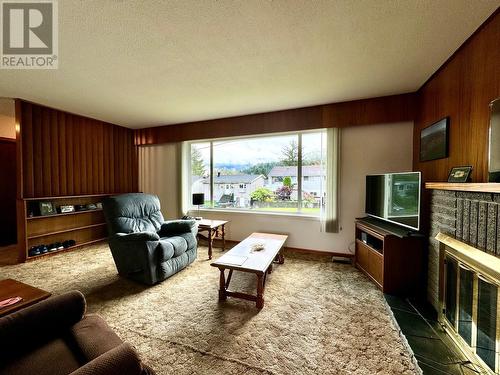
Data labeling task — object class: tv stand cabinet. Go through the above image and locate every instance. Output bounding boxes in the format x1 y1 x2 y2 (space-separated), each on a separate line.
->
355 218 424 295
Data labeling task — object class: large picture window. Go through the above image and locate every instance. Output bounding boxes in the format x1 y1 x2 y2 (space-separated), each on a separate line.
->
187 130 327 216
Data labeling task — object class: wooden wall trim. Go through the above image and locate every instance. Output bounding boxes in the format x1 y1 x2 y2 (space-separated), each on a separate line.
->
321 93 415 128
134 93 415 145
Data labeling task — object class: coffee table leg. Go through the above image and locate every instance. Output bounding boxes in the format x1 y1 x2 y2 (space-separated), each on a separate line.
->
208 228 213 260
276 252 285 264
226 269 233 288
222 224 226 251
256 274 264 309
219 268 227 301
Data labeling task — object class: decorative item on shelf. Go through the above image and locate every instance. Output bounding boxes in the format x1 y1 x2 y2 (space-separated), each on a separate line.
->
86 203 97 210
96 202 103 209
47 243 58 252
59 205 75 213
27 210 34 218
447 166 472 183
39 201 56 216
75 204 87 212
192 193 204 220
420 117 449 162
28 245 49 257
29 240 76 257
28 246 41 257
63 239 76 248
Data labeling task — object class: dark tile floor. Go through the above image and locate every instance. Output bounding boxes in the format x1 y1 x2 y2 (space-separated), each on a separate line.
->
385 295 482 375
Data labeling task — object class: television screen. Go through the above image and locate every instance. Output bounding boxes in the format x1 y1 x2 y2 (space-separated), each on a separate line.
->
365 172 421 231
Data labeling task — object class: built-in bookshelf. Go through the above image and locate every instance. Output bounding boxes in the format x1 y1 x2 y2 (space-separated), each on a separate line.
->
17 193 114 262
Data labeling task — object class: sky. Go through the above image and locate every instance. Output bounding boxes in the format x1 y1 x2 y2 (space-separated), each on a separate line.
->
193 132 325 166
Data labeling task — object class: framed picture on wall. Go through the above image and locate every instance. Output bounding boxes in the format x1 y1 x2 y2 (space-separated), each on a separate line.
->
420 117 449 162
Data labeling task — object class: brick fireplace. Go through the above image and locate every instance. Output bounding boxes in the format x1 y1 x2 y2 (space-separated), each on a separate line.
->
427 184 500 374
427 188 500 309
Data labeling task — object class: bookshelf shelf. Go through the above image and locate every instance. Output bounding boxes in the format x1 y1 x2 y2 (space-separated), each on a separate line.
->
17 194 115 262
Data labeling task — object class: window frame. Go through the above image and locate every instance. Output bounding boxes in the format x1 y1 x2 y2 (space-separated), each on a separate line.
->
186 129 327 217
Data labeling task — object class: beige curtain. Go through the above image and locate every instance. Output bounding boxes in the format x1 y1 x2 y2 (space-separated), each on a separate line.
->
180 141 191 215
321 127 340 233
138 143 183 218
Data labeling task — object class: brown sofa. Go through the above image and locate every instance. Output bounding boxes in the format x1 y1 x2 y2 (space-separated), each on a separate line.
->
0 291 154 375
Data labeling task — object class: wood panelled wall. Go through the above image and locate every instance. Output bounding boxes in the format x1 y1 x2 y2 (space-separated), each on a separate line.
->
135 93 415 145
413 9 500 183
18 101 138 198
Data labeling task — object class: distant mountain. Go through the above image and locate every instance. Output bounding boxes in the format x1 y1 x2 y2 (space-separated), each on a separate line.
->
214 163 250 171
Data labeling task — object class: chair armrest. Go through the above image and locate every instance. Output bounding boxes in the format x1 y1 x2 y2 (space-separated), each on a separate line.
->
0 291 86 359
70 343 144 375
159 220 198 237
112 232 160 242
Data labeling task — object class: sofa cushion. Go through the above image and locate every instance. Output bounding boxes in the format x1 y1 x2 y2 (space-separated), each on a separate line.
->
0 337 81 375
162 236 188 257
158 248 195 280
70 314 123 363
175 232 197 250
157 240 175 262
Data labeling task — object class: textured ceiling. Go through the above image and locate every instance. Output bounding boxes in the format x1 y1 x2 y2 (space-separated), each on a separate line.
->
0 0 498 128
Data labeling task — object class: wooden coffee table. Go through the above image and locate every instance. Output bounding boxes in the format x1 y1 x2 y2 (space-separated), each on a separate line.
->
210 232 287 309
197 219 228 260
0 279 51 317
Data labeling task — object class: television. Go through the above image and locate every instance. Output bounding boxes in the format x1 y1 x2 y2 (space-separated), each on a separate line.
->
365 172 421 231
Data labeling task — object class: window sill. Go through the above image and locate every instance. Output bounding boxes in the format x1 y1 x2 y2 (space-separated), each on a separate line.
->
188 208 321 221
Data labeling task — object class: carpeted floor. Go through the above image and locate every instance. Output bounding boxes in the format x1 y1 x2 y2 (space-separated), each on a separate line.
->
1 244 421 375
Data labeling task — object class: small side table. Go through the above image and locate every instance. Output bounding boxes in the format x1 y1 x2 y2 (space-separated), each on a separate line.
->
0 279 51 317
197 219 228 259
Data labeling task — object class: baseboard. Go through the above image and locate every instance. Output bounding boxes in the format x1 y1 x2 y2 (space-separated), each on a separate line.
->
284 246 354 259
209 238 354 259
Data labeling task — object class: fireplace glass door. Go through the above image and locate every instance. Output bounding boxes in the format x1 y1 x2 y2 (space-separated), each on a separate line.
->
458 266 474 346
477 277 497 372
444 253 500 374
445 257 458 327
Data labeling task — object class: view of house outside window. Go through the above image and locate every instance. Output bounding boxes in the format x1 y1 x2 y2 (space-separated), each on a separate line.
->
189 130 326 215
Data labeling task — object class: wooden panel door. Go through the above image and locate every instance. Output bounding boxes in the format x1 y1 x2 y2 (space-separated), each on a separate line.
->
0 139 17 245
356 240 384 289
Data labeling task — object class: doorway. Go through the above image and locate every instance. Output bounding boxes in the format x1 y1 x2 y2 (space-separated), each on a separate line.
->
0 137 16 246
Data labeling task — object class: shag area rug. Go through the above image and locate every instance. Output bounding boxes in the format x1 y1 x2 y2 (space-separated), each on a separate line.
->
1 244 420 375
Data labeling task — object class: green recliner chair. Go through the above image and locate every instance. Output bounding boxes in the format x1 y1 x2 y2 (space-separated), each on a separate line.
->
103 193 198 285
